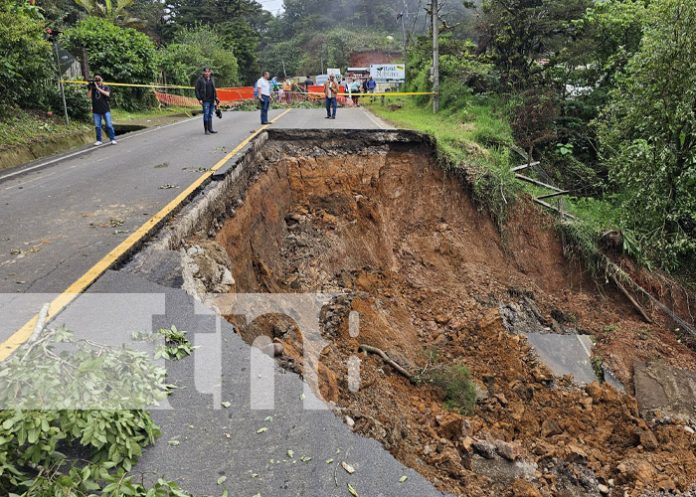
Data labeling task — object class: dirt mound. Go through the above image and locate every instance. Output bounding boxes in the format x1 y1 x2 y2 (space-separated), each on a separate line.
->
188 140 696 496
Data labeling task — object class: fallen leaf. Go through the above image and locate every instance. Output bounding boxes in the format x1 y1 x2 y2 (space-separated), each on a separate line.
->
399 475 408 483
287 449 294 458
167 438 180 446
257 427 268 433
326 458 334 464
264 415 273 422
221 401 231 408
347 483 359 496
216 475 227 485
300 455 312 463
341 461 355 474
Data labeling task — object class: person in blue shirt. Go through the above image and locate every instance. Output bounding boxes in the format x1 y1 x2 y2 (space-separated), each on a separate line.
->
366 77 377 93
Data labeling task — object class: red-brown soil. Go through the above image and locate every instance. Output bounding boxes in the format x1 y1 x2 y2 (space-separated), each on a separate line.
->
189 143 696 497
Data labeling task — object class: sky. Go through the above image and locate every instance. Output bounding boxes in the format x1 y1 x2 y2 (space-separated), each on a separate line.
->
258 0 285 15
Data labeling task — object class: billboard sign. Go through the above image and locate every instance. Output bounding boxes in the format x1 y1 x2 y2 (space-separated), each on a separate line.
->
370 64 405 83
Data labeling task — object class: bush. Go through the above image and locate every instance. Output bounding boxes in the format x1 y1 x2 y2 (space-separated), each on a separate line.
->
426 364 477 415
0 0 53 116
406 35 495 109
45 84 91 121
63 17 159 111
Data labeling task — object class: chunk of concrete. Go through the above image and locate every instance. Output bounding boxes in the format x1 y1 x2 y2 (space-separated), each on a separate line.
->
634 361 696 423
122 249 183 288
525 333 597 385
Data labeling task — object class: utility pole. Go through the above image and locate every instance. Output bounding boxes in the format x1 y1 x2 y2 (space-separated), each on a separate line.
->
398 1 408 57
51 40 70 125
432 0 440 113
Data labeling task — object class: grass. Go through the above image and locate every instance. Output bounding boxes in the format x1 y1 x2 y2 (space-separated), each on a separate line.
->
0 112 91 150
366 98 648 275
110 106 193 123
426 364 477 415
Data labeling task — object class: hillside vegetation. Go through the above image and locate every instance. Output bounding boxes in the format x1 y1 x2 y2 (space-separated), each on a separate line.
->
375 0 696 283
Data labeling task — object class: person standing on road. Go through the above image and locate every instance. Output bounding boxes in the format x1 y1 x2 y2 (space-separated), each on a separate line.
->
303 75 314 91
88 75 117 146
282 78 293 104
366 77 377 93
324 74 339 119
256 71 272 124
350 79 361 107
195 67 218 134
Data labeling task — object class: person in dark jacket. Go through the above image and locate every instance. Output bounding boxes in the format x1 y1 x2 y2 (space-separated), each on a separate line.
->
88 75 116 145
195 67 218 134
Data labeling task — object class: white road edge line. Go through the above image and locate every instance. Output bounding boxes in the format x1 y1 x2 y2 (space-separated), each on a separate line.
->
0 115 198 182
361 107 390 130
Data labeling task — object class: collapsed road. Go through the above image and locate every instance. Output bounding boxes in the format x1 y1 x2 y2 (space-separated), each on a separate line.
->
2 122 696 496
127 130 696 496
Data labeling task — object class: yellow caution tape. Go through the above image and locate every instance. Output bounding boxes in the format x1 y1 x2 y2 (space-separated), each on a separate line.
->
62 80 435 97
308 91 435 97
62 79 195 90
341 92 435 96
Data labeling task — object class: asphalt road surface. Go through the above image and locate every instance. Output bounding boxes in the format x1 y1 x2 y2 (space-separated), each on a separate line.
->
0 108 390 295
53 270 447 497
0 107 447 497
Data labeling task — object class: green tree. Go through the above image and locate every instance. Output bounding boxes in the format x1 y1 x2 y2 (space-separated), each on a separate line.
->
551 0 649 161
160 26 239 86
37 0 85 30
165 0 271 84
478 0 590 89
598 0 696 272
72 0 140 26
128 0 168 42
63 16 158 110
0 0 53 115
406 33 494 107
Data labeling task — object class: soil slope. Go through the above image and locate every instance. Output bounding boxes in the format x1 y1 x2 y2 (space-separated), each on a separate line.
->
187 140 696 497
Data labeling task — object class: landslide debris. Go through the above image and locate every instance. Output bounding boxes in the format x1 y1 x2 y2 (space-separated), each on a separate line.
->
186 137 696 497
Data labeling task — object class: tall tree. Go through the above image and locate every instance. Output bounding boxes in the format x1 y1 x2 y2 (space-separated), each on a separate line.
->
477 0 589 89
72 0 141 26
165 0 271 83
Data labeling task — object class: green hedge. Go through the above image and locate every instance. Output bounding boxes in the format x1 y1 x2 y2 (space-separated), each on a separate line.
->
63 17 159 111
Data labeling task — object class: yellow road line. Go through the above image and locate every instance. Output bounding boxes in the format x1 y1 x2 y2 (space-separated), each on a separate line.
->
0 108 292 361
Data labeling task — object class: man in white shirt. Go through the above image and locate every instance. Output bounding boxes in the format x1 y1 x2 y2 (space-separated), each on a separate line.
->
256 71 272 124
